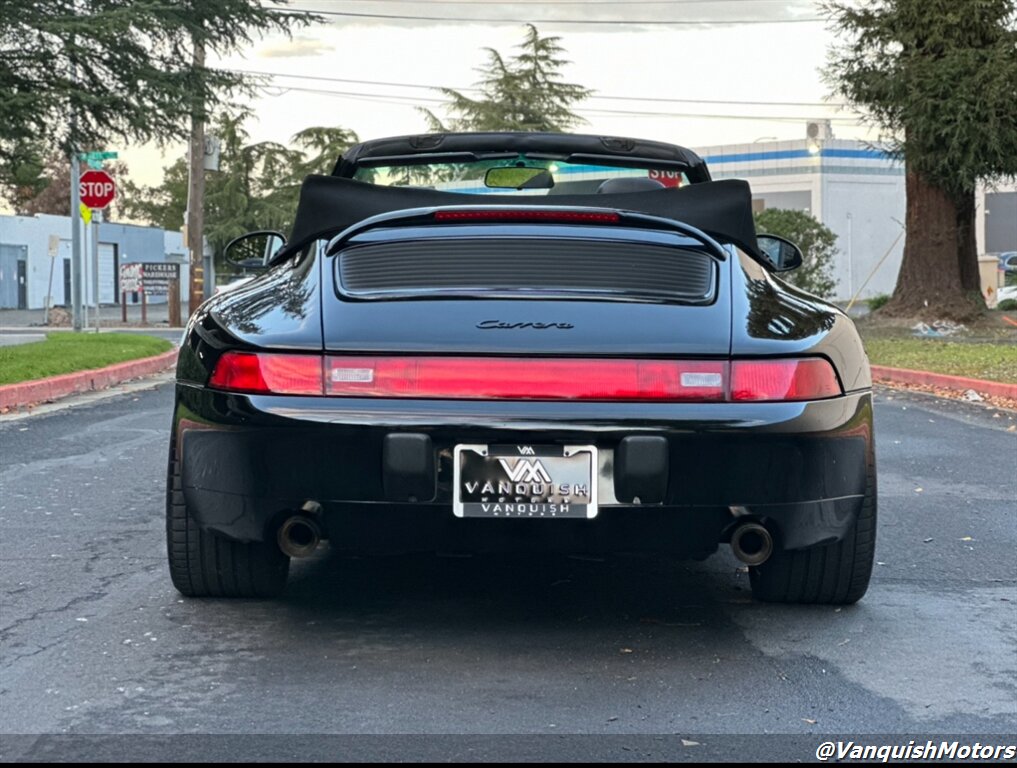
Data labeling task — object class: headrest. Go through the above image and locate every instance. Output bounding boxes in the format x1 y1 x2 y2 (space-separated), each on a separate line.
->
596 177 667 194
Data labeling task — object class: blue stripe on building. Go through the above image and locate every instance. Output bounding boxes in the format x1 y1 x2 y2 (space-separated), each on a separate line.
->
702 148 891 164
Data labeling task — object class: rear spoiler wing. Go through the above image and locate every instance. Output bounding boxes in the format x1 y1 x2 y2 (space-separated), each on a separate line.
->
273 176 761 264
320 205 731 263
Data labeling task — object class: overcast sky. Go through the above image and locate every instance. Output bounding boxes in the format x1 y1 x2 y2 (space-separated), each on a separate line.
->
122 0 875 186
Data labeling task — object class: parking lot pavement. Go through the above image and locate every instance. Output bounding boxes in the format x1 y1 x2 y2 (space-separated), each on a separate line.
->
0 304 189 329
0 327 184 344
0 385 1014 761
0 334 45 347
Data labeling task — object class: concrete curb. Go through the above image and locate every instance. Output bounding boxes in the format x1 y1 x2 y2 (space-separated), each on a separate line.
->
0 349 178 411
870 364 1017 400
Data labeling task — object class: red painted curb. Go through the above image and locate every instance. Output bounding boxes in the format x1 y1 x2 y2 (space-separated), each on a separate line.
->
0 348 178 411
870 364 1017 400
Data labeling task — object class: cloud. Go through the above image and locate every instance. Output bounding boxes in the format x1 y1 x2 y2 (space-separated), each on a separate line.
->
258 36 332 59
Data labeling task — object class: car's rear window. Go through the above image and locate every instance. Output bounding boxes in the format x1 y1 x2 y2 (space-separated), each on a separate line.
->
352 156 689 196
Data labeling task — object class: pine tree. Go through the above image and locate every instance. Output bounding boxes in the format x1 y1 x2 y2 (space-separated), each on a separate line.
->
422 24 592 133
0 1 316 165
288 126 361 178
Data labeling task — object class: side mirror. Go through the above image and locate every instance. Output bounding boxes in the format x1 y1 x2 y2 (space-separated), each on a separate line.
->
757 234 804 272
484 166 554 190
224 231 286 270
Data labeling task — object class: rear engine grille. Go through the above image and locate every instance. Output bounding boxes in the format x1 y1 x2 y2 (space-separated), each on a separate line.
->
337 238 715 302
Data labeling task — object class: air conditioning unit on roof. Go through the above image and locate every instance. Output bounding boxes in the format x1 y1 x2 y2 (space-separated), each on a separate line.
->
806 120 833 141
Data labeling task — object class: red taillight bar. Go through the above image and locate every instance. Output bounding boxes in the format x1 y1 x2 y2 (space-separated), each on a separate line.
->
207 352 323 396
730 358 842 402
325 356 726 401
209 353 842 402
433 210 621 224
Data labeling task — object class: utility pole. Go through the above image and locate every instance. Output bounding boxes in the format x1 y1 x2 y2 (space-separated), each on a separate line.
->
185 32 206 319
93 208 101 332
67 0 84 331
70 151 83 331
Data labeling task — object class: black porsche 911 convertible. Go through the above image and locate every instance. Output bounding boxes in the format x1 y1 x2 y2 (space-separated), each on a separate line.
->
168 132 875 603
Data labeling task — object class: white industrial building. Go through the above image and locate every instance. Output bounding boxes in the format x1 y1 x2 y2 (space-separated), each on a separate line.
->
0 214 190 310
698 124 1016 302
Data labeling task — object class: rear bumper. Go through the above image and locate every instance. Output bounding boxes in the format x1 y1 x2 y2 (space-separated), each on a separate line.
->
173 386 873 553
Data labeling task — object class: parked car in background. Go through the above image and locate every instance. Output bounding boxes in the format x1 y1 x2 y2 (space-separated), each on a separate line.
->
996 284 1017 304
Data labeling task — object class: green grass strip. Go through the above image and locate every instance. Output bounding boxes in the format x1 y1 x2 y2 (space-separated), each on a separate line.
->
864 338 1017 384
0 333 173 386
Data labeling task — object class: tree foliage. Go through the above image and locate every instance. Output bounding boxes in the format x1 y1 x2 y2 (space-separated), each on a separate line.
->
202 112 300 257
119 160 188 232
754 208 839 299
3 149 132 218
0 142 51 214
823 0 1017 198
122 115 358 274
822 0 1017 318
0 0 316 166
288 126 360 178
422 24 591 133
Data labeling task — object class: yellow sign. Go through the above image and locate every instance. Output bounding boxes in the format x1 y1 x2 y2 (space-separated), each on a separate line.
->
80 204 92 225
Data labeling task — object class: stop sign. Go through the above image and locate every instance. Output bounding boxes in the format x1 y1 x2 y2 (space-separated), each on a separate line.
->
648 169 683 188
79 170 116 209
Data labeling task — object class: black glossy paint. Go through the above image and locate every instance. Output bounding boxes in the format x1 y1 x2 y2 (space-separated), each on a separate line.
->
320 223 728 356
173 190 874 557
730 252 872 392
205 249 322 351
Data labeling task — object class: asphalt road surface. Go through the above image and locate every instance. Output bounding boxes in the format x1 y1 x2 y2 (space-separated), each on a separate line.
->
1 384 1014 762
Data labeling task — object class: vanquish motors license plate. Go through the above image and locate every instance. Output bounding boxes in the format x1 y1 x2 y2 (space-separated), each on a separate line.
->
453 444 598 519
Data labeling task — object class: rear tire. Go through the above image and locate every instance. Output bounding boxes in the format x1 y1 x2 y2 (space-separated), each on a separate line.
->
166 447 289 598
749 460 876 605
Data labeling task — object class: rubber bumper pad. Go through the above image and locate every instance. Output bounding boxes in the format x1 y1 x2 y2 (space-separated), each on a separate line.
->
614 436 669 503
383 433 436 502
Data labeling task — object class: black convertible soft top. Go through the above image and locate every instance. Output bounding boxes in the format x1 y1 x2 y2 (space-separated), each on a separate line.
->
278 176 761 262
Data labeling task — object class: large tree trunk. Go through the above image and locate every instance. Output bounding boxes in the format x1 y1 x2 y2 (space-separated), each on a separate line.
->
955 190 981 292
883 170 983 320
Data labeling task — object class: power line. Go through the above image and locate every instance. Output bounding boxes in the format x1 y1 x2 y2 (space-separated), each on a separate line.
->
340 1 807 4
585 108 860 122
280 7 825 24
318 0 810 4
258 82 862 123
226 68 850 109
261 84 445 105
